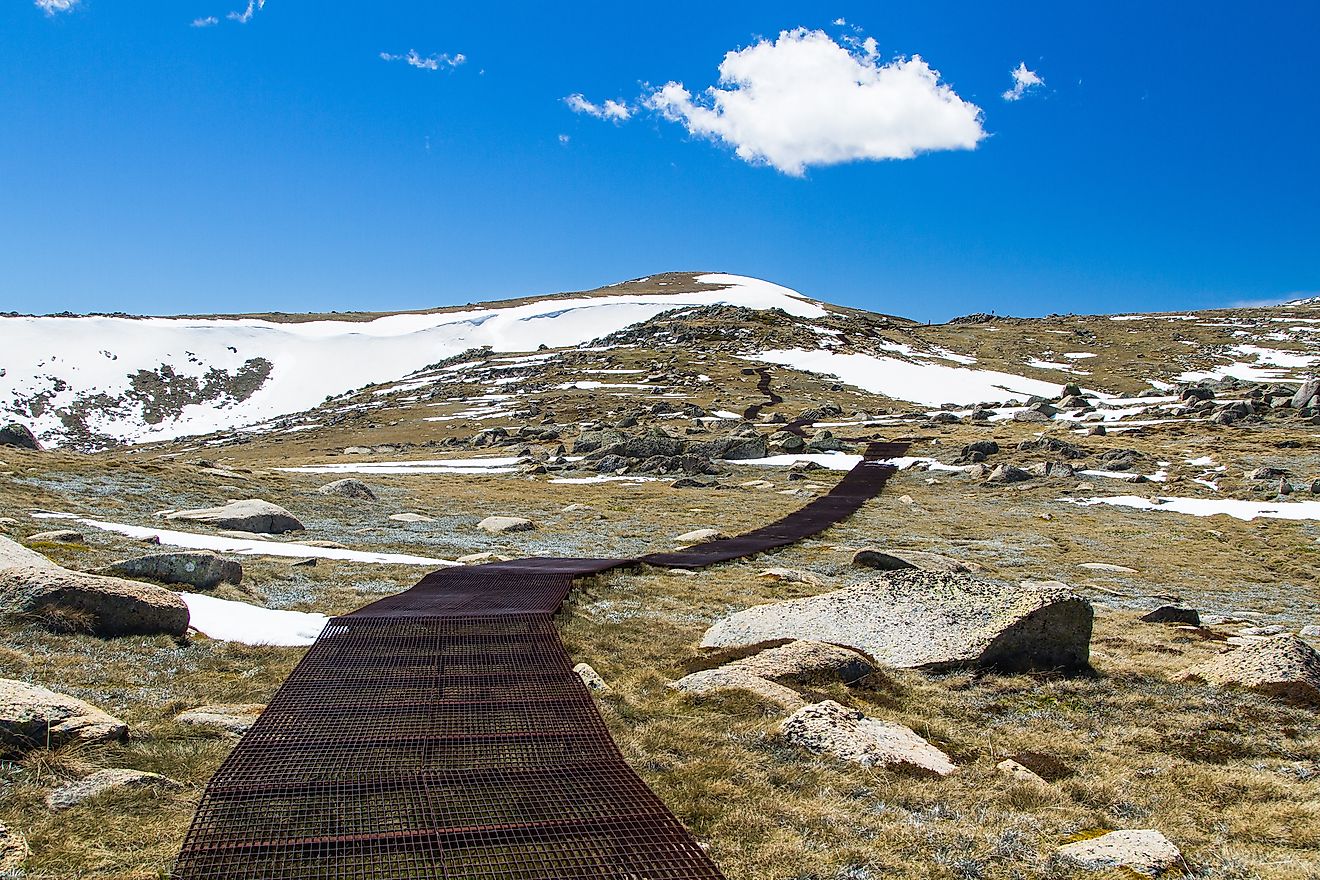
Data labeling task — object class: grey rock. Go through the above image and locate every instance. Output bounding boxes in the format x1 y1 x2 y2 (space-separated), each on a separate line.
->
477 516 535 534
0 537 189 637
26 529 86 544
317 478 378 501
166 499 304 534
758 567 826 587
851 548 979 573
390 513 434 523
1292 377 1320 409
573 663 608 692
1142 605 1200 625
722 640 874 685
106 552 242 589
0 678 127 753
0 423 41 451
1246 466 1289 481
701 572 1093 672
1057 829 1182 876
675 528 726 544
670 667 806 710
1180 635 1320 706
779 700 956 776
47 768 181 811
175 704 264 735
986 464 1033 483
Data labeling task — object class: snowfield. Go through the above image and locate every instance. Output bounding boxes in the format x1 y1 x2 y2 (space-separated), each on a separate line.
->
1 274 823 447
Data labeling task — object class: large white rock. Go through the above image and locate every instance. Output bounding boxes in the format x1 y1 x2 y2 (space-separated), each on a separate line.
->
477 516 535 534
1180 635 1320 706
165 499 304 534
1057 829 1182 875
670 667 807 711
46 768 182 811
701 572 1093 672
779 700 956 777
0 678 127 753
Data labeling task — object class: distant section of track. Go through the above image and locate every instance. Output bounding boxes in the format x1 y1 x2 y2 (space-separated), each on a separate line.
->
173 370 908 880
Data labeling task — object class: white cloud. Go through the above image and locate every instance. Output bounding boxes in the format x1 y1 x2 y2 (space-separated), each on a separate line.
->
35 0 78 14
564 94 633 122
227 0 265 24
380 50 467 71
1002 62 1044 101
192 16 219 27
644 28 985 176
558 134 571 145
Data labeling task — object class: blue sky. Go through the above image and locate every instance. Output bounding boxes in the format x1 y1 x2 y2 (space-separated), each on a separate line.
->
2 2 1316 320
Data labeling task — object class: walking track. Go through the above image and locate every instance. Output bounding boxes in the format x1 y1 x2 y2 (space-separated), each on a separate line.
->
172 374 909 879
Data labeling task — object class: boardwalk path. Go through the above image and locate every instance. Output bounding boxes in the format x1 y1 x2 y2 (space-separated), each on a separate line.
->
173 385 908 878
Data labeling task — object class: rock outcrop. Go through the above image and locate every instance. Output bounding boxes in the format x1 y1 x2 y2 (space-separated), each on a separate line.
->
671 641 874 710
175 704 265 736
779 700 956 777
0 678 127 753
851 548 979 573
0 537 189 637
0 423 41 451
165 499 304 534
46 768 182 811
1179 635 1320 706
671 667 806 710
701 572 1093 672
105 551 242 589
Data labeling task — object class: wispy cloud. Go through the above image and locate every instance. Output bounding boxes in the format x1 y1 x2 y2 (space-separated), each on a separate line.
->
191 16 219 27
564 94 633 122
380 50 467 71
643 27 984 176
227 0 265 24
35 0 79 15
1003 62 1045 101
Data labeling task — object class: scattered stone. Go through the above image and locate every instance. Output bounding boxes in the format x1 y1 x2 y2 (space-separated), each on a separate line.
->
671 667 806 710
166 499 304 534
175 704 265 736
105 552 242 589
675 528 726 544
851 548 979 573
27 529 85 544
759 567 826 587
1179 635 1320 706
290 557 317 567
47 768 182 811
0 821 28 871
1025 461 1076 479
1246 466 1289 481
0 678 127 753
701 572 1093 672
458 552 499 564
1077 562 1137 573
317 478 378 501
1301 625 1320 638
986 464 1033 483
779 700 956 776
0 423 41 451
1056 829 1182 876
477 516 536 534
573 663 608 692
996 758 1047 785
1292 377 1320 410
390 513 434 523
1142 605 1201 626
740 479 775 490
0 537 189 637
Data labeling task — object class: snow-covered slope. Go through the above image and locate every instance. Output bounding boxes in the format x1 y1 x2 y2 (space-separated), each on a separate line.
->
1 273 822 448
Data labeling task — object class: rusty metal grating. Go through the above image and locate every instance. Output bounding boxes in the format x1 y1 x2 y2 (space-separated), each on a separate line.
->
173 429 907 877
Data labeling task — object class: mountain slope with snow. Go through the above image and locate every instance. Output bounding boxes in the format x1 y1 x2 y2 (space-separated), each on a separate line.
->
1 273 822 448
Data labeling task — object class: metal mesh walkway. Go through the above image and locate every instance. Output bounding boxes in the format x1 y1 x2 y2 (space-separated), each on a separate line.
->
173 429 907 878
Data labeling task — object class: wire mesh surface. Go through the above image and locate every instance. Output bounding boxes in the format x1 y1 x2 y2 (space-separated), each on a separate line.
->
173 384 909 879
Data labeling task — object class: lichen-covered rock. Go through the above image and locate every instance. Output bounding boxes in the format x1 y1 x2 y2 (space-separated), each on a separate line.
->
851 548 979 573
0 537 189 637
1057 829 1182 875
46 768 182 811
1142 605 1200 625
573 663 608 692
105 551 242 589
674 528 726 544
724 640 874 685
701 572 1092 672
0 678 127 753
477 516 535 534
175 704 265 736
165 499 304 534
779 700 956 776
1179 635 1320 706
758 567 826 586
317 478 378 501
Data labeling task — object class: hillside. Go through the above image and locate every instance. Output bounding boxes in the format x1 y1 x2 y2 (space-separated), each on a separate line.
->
1 272 1319 880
